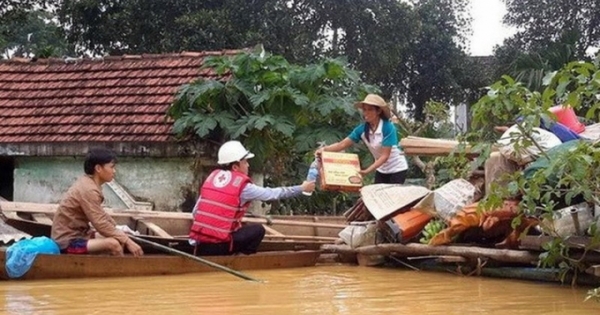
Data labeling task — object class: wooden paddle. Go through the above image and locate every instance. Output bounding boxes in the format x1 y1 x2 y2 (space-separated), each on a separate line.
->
129 235 261 282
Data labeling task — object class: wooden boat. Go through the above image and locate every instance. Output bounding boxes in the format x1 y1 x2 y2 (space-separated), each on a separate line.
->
0 201 347 253
0 248 321 280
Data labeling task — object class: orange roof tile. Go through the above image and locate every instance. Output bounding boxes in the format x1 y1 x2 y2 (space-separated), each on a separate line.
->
0 50 240 143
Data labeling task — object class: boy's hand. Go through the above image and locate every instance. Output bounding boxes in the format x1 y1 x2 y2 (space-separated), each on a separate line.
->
125 239 144 257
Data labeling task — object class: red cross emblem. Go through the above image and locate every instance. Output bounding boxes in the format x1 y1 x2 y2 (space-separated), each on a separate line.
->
213 170 231 188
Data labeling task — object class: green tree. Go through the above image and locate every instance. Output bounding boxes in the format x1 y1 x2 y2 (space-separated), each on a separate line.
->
56 0 321 59
496 0 600 92
1 10 69 58
307 0 473 121
502 0 600 58
495 31 580 92
0 0 52 57
310 0 417 97
168 46 378 214
403 0 472 121
56 0 476 123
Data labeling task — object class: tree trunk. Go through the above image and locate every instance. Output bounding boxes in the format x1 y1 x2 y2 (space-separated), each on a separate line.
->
321 243 540 265
332 28 339 55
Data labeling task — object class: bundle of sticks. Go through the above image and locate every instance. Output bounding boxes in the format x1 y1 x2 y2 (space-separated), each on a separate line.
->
343 198 374 222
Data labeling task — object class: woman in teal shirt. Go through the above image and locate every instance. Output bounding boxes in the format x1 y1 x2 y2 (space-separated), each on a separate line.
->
317 94 408 184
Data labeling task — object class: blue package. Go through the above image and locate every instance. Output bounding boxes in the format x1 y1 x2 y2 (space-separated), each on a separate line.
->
5 236 60 278
541 118 581 142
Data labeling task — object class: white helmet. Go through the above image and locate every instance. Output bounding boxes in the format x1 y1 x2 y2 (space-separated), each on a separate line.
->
217 141 255 165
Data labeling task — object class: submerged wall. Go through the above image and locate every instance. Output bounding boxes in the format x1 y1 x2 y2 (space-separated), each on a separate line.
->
13 156 213 211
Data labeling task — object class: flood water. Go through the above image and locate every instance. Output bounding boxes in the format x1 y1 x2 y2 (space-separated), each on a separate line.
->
1 265 598 314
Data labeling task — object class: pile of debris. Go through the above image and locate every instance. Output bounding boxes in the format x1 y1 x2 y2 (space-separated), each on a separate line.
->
325 112 600 285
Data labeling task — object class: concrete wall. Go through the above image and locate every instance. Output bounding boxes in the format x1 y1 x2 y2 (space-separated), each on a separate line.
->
13 156 209 211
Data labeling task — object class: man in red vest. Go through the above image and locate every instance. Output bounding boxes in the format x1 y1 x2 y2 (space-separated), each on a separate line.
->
189 141 315 255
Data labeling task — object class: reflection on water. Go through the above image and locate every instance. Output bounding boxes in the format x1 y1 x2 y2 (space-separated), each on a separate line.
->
1 266 599 315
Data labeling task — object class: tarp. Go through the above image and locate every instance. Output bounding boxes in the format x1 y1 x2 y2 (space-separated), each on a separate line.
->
523 140 583 182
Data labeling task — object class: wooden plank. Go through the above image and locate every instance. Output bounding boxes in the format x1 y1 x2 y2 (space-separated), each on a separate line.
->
263 225 284 236
0 202 189 219
1 201 59 213
31 213 53 225
134 236 327 252
242 217 346 229
586 265 600 277
263 235 338 242
136 219 174 239
520 235 600 252
312 216 319 237
258 240 323 252
399 136 497 157
0 212 51 237
1 211 21 220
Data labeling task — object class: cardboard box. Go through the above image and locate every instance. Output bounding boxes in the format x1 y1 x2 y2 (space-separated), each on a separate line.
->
319 152 362 192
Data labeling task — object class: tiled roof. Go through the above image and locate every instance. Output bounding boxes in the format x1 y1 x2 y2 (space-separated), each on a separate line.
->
0 50 240 143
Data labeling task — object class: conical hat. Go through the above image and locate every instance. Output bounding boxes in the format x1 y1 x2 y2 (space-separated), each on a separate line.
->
354 94 391 119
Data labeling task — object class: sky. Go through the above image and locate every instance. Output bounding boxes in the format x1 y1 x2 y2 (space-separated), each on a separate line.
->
468 0 516 56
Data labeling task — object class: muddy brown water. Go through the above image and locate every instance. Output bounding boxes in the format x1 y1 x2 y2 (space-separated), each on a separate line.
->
1 265 598 314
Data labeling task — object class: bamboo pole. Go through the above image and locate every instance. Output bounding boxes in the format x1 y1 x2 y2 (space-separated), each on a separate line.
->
129 236 261 282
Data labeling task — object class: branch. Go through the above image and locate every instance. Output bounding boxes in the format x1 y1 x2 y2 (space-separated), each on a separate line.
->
412 155 426 170
514 123 552 161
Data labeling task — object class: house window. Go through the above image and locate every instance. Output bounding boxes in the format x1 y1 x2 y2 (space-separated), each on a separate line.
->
0 157 14 201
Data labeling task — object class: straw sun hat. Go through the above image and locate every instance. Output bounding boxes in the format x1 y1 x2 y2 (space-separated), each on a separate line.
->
354 94 391 119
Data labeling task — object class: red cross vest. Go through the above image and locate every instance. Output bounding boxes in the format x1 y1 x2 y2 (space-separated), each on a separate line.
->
189 169 252 245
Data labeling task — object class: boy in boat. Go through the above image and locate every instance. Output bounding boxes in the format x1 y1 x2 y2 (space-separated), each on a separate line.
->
51 148 143 256
190 140 315 256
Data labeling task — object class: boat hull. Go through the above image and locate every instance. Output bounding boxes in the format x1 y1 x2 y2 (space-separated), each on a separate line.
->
0 249 321 280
